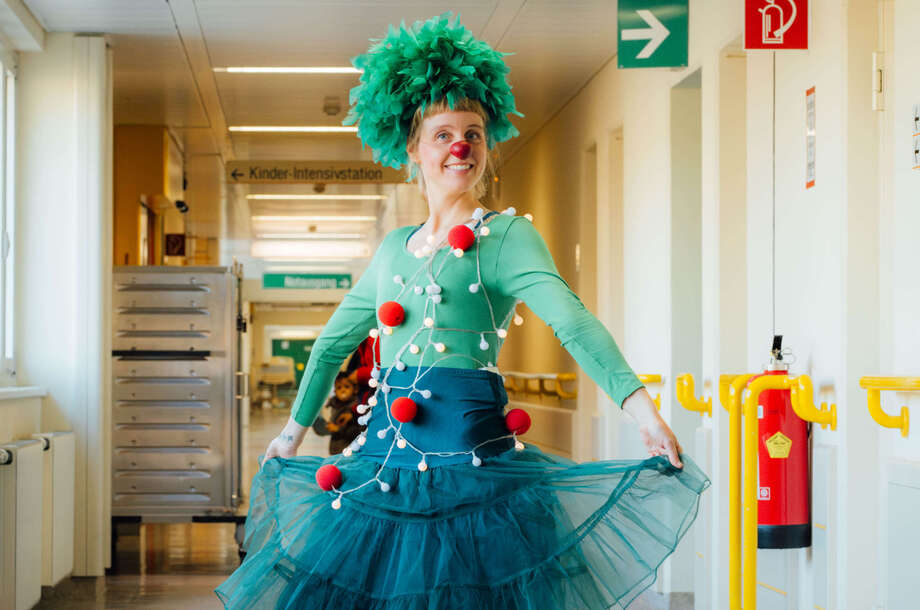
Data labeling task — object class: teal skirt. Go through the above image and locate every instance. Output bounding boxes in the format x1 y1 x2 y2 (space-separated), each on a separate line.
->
215 367 709 609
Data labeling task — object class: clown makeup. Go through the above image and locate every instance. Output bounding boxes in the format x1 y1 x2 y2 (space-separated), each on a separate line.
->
408 111 488 199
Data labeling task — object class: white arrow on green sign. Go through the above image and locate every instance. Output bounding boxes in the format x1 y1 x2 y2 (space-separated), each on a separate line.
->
618 0 688 69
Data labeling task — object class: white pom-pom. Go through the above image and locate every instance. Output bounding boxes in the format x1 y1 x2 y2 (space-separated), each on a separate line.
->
371 368 380 379
409 344 420 354
422 245 432 256
343 447 352 457
369 328 379 339
424 317 434 328
472 455 482 467
368 395 377 406
503 206 517 216
479 336 489 351
434 342 446 353
357 414 369 425
453 248 464 258
357 404 369 414
396 360 406 371
379 481 391 492
426 234 436 245
523 213 534 222
480 226 490 236
414 249 424 258
368 378 378 388
414 285 424 295
383 326 393 335
431 294 442 304
377 428 388 439
421 389 432 399
472 207 484 220
514 314 524 326
426 284 441 294
381 383 390 394
393 274 403 285
417 459 428 472
357 435 367 446
396 437 407 449
468 283 480 293
497 328 508 339
331 498 342 510
515 440 525 451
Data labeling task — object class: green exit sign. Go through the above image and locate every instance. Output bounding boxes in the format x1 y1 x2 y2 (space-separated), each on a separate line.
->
263 273 352 289
618 0 689 69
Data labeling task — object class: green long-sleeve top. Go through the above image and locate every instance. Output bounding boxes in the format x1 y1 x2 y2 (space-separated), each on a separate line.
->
290 212 644 427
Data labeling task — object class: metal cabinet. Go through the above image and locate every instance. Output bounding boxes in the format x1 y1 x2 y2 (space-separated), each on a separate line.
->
111 266 242 519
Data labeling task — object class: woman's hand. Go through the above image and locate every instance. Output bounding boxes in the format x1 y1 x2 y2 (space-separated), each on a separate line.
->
622 388 684 468
264 417 308 461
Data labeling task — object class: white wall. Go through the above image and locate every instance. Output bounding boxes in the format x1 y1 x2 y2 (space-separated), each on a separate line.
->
499 0 908 606
16 32 112 576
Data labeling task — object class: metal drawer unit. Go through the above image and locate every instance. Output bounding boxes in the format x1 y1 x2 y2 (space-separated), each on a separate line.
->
112 266 241 518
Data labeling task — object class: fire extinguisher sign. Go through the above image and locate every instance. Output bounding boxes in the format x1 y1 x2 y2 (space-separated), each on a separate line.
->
744 0 809 51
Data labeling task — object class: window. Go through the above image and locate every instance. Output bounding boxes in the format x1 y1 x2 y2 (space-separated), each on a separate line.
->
0 60 16 384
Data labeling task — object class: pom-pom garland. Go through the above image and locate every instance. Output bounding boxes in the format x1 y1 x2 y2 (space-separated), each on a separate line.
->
343 12 523 172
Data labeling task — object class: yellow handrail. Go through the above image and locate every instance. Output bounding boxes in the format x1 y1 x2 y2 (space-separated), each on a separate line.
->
789 376 837 430
859 376 918 437
731 373 838 609
728 374 753 608
719 374 746 412
502 371 579 400
638 374 663 409
675 373 711 417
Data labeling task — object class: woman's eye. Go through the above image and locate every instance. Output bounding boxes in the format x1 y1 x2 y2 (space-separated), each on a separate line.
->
436 132 449 140
467 131 482 140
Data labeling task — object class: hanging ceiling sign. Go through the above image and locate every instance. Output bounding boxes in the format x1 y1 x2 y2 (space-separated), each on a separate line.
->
744 0 809 50
227 161 405 184
617 0 688 69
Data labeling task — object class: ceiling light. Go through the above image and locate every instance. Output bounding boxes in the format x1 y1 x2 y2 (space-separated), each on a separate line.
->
251 215 377 222
247 194 386 200
228 126 357 133
255 233 365 240
252 241 371 259
214 67 361 74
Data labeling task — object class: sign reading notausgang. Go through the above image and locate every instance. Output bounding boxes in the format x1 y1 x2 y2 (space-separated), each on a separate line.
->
262 273 353 290
618 0 688 69
227 161 404 184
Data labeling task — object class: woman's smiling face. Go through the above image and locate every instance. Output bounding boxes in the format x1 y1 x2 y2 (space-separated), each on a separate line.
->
408 110 487 195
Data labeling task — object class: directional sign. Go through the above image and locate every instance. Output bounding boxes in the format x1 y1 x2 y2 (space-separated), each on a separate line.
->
262 273 353 290
226 161 404 184
618 0 688 69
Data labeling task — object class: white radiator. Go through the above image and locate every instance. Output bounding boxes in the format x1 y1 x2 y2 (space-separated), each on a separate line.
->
0 440 43 610
31 432 74 587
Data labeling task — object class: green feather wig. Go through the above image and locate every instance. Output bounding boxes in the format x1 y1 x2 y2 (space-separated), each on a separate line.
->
343 12 523 173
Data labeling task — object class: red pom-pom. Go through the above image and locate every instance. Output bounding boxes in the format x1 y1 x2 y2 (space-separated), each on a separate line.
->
315 464 342 491
448 225 475 251
505 408 531 435
391 397 418 423
378 301 405 327
449 140 471 159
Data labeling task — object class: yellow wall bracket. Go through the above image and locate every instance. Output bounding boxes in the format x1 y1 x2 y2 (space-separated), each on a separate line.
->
638 374 663 409
675 373 711 417
859 376 918 438
789 375 837 430
719 374 746 413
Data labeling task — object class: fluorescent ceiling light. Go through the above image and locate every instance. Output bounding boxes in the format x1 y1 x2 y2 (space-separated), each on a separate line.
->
247 194 386 200
228 126 357 133
252 215 377 222
252 240 371 259
256 233 365 240
214 67 361 74
277 329 320 339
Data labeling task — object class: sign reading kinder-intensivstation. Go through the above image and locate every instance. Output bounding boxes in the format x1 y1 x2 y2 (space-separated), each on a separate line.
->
227 161 405 184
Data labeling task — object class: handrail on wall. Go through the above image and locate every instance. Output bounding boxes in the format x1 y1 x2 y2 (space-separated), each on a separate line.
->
719 374 746 413
859 376 918 438
729 373 837 610
502 371 578 400
637 374 663 409
675 373 711 417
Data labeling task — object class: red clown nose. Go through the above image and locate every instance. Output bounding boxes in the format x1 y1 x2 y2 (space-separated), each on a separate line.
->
449 141 471 159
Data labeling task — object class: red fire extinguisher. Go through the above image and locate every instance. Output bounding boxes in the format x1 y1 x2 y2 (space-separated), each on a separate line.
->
748 335 811 548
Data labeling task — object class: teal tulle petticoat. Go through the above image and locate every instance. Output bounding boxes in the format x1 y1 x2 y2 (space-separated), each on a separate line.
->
214 448 709 609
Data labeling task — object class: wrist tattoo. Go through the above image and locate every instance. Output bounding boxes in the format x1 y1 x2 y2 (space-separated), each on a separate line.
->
279 433 294 445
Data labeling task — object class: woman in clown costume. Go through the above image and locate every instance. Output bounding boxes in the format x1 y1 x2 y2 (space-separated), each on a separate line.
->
216 13 708 610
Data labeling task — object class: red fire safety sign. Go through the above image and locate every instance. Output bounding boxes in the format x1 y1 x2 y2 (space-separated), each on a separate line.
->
744 0 809 50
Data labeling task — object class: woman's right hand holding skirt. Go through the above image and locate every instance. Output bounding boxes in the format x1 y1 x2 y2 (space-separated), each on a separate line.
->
264 417 308 461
